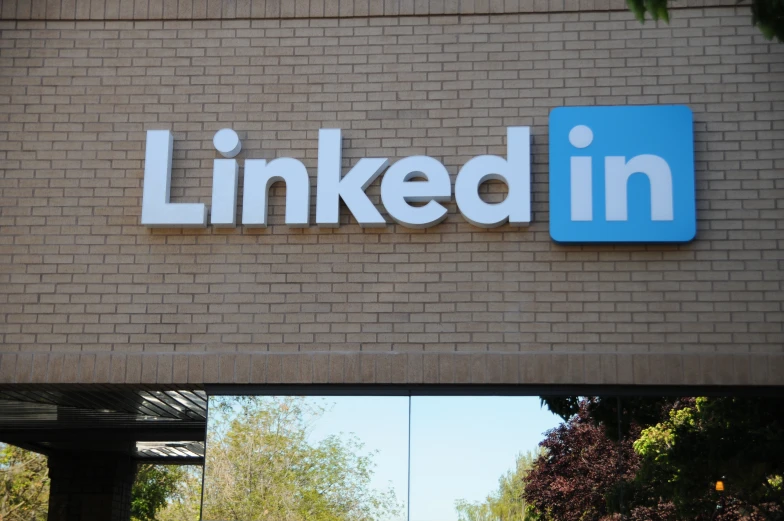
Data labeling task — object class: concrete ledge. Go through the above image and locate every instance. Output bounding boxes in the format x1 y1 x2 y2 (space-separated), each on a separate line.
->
1 351 781 386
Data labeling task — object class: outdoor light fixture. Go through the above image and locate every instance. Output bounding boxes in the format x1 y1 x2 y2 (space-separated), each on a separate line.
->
710 477 728 521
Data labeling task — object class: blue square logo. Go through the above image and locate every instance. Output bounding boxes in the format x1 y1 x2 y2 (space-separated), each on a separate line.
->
549 105 696 243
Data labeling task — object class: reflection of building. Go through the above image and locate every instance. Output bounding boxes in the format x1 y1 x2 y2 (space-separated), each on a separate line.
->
0 0 782 519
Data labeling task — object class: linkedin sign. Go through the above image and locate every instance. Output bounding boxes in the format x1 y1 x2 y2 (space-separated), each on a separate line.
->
549 105 696 243
140 105 696 244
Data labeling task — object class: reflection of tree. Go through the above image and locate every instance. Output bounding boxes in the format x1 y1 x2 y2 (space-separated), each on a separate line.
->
523 404 639 521
202 396 402 521
455 451 539 521
131 464 192 521
633 397 784 521
0 443 49 521
528 398 784 521
152 466 202 521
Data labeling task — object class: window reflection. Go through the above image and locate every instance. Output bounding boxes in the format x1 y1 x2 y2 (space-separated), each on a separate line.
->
529 396 784 521
199 394 784 521
201 395 408 521
408 397 561 521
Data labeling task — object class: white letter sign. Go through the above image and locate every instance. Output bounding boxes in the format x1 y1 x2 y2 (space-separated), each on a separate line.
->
242 158 310 227
141 126 536 231
141 130 207 227
315 129 389 228
455 126 531 228
380 156 451 228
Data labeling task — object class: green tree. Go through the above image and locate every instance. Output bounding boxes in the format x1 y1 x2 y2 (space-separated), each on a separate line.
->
201 396 402 521
0 443 49 521
156 466 203 521
131 464 189 521
633 397 784 520
626 0 784 41
535 396 784 521
540 395 678 438
455 451 540 521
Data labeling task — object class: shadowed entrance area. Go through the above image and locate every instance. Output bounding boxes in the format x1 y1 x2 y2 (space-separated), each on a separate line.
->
0 386 206 521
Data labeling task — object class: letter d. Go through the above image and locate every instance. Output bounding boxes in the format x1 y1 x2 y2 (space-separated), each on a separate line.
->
455 127 531 228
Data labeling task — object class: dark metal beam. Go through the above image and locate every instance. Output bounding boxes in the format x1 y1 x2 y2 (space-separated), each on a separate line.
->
205 383 784 397
133 456 204 465
0 426 205 444
1 440 52 457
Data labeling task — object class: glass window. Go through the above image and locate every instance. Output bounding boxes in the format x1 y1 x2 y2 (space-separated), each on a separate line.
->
201 395 409 521
199 394 784 521
408 397 561 521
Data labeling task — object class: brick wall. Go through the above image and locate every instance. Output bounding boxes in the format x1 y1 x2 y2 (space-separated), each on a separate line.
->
0 0 746 21
0 3 783 386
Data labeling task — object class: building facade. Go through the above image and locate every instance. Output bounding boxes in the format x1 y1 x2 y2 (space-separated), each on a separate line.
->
0 0 782 519
1 0 783 388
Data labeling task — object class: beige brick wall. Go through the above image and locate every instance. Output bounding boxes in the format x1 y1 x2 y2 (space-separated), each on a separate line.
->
0 4 783 386
0 0 746 21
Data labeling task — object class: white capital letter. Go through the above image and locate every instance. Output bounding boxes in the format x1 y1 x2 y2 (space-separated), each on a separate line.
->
141 130 207 227
605 155 674 221
380 156 451 229
242 158 310 227
316 129 388 228
455 127 531 228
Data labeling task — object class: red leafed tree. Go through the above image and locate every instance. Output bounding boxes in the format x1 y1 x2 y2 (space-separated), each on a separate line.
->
523 402 651 521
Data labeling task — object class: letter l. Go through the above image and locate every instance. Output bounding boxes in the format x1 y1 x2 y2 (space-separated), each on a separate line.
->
141 130 207 227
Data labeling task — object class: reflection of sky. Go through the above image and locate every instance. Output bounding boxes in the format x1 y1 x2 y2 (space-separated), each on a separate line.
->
409 397 561 521
306 397 409 521
207 396 560 521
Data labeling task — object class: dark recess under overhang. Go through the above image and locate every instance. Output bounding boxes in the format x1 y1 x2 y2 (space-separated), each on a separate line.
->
0 385 207 464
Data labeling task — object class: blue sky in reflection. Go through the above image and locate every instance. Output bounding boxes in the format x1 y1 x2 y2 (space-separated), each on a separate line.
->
305 396 561 521
307 397 409 521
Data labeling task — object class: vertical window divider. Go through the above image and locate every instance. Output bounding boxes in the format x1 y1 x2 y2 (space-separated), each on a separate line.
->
407 395 412 521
